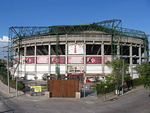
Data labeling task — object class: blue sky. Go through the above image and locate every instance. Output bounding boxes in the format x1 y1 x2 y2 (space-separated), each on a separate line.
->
0 0 150 59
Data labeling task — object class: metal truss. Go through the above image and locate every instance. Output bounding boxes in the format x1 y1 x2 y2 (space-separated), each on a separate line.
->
9 19 149 75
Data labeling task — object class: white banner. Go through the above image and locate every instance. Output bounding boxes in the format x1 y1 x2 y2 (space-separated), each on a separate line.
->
68 44 84 54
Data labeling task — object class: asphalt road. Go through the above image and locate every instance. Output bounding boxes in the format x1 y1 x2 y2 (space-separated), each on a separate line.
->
0 87 150 113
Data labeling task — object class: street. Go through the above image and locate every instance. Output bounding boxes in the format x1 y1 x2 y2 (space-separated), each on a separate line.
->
0 87 150 113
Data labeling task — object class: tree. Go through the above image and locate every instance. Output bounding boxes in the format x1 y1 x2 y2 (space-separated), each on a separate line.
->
134 63 150 89
105 59 129 83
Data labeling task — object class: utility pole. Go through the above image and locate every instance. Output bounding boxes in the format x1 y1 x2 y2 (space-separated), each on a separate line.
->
122 59 124 95
7 46 10 93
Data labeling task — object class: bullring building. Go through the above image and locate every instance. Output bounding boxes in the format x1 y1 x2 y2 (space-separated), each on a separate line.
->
10 19 149 82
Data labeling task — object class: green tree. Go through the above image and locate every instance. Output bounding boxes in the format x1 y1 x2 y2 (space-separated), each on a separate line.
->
134 63 150 89
105 59 129 83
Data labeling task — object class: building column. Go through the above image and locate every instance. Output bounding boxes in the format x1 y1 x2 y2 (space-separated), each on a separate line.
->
34 45 37 79
84 42 86 83
65 42 68 76
17 47 20 77
24 46 26 77
117 44 120 58
49 44 51 75
101 43 104 74
139 46 141 64
130 45 133 78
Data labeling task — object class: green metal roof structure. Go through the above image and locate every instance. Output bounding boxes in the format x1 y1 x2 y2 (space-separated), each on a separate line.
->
9 19 149 75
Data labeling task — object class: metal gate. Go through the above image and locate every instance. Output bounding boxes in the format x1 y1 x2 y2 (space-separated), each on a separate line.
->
47 76 79 97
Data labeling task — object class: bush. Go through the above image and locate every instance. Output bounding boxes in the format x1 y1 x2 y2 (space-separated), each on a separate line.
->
17 81 25 90
0 74 25 91
133 77 144 86
96 82 117 94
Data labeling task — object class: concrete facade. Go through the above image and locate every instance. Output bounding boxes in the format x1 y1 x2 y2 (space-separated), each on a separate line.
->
13 34 148 80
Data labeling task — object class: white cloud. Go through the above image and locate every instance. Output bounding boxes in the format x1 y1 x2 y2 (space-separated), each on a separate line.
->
0 36 9 42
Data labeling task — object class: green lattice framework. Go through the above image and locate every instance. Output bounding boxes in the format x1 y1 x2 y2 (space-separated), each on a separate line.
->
9 19 149 75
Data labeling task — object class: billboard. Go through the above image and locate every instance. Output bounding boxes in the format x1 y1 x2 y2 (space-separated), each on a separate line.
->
68 44 84 54
14 57 25 64
104 56 112 63
51 57 65 64
68 57 83 64
86 57 101 64
26 57 34 64
67 65 84 73
36 57 49 64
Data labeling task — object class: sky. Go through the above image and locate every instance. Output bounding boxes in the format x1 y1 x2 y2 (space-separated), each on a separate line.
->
0 0 150 59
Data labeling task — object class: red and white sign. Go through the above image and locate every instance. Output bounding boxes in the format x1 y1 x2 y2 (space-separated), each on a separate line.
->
26 57 34 64
51 57 65 64
86 57 101 64
68 57 83 64
37 57 49 64
104 56 111 63
68 44 84 54
14 57 25 64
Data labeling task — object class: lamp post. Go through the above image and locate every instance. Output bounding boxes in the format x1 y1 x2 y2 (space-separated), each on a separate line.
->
122 59 124 95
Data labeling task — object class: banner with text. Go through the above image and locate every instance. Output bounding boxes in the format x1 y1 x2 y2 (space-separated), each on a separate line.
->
36 57 49 64
68 57 83 64
68 44 84 54
86 57 101 64
26 57 35 64
51 57 65 64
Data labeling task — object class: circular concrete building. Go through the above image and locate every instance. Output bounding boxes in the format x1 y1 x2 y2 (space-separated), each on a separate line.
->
10 19 149 82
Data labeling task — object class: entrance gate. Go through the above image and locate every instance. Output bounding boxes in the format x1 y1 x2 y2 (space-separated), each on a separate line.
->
47 76 79 97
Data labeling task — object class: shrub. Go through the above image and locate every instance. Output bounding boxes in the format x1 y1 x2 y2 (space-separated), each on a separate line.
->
133 77 144 86
96 82 117 94
17 81 25 90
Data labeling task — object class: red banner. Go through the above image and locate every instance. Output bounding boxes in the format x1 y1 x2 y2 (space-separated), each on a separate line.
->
68 57 83 64
86 57 101 64
26 57 34 64
37 57 49 64
51 57 65 64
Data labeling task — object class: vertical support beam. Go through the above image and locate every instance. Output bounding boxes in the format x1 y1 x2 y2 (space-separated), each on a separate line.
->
101 42 104 74
117 44 120 58
24 46 26 77
130 45 133 78
48 44 51 75
35 45 37 80
139 46 141 64
55 34 59 77
84 42 86 83
65 42 68 76
111 34 114 60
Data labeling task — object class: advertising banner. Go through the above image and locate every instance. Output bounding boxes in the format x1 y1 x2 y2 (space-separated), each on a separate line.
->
104 56 112 63
14 57 25 64
68 44 84 54
67 65 84 73
36 57 49 64
68 57 83 64
86 57 101 64
51 57 65 64
26 57 35 64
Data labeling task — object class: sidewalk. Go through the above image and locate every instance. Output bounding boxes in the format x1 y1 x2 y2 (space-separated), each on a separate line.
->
0 80 144 102
81 84 145 103
0 80 47 101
